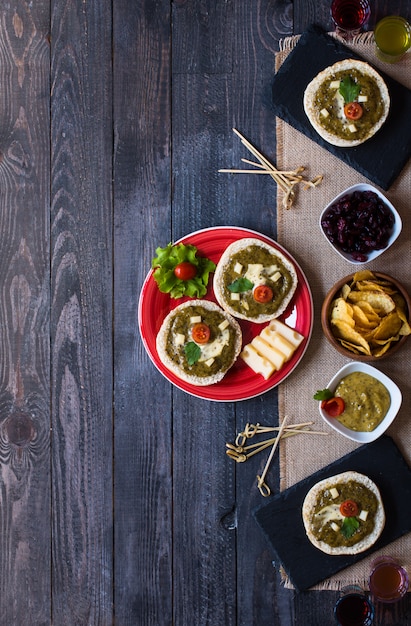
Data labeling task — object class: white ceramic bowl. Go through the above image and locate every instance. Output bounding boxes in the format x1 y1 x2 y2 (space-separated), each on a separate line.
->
319 183 402 264
319 361 402 443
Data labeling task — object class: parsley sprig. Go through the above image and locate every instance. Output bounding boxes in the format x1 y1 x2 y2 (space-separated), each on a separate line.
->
339 76 361 104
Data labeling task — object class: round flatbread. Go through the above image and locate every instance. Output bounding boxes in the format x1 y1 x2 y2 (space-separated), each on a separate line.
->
302 471 385 555
303 59 390 147
156 300 242 386
213 238 298 323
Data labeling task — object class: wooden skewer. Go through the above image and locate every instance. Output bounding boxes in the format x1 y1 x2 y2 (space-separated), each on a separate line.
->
256 416 289 497
219 128 323 208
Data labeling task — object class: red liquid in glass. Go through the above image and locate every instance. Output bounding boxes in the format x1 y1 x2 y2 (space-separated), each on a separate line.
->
331 0 370 31
335 594 373 626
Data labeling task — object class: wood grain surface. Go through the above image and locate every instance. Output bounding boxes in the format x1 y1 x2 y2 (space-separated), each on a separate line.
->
0 0 410 624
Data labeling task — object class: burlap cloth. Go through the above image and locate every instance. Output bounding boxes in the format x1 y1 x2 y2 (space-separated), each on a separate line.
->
276 34 411 590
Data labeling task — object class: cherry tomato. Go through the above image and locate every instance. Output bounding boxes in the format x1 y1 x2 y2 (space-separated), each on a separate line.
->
174 262 197 281
191 323 210 344
321 396 345 417
344 102 363 121
340 500 359 518
253 285 274 303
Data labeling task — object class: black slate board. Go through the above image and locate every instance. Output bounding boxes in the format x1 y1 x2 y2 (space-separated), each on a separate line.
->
271 25 411 189
253 435 411 592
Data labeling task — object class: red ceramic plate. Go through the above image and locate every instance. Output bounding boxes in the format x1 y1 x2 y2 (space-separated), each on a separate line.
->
138 227 313 401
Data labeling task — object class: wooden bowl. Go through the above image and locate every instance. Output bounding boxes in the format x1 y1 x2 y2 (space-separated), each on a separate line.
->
321 272 411 361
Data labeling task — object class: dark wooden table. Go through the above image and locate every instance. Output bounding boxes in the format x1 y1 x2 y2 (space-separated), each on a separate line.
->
1 1 411 624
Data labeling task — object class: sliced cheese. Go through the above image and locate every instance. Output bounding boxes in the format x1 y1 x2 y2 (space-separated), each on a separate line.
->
315 503 344 528
240 344 276 380
190 315 202 324
268 332 295 360
240 320 305 379
348 123 357 133
218 319 229 331
359 510 368 521
244 263 264 284
358 95 368 102
320 108 329 118
251 336 285 370
198 328 230 362
265 320 304 348
233 262 243 274
330 80 340 89
330 488 339 500
230 292 240 301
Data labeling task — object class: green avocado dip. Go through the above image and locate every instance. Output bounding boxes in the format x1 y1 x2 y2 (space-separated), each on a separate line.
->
312 480 378 548
165 304 237 377
221 245 294 318
334 372 391 432
314 69 386 141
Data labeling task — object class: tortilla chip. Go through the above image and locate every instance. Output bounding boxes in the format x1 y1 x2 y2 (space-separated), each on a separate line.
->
331 319 372 354
347 290 396 315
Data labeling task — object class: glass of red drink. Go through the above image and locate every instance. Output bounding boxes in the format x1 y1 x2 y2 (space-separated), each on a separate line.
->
369 556 409 603
331 0 371 40
334 585 374 626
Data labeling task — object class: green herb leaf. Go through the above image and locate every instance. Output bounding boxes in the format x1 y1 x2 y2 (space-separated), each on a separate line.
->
152 242 216 299
341 516 359 539
313 388 334 401
339 76 361 104
185 342 201 366
228 277 254 293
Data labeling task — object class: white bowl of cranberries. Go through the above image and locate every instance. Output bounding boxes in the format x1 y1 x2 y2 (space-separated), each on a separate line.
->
319 183 402 264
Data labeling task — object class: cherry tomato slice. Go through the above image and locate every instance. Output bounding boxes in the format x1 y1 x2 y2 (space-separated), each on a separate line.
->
320 396 345 417
344 102 363 121
340 499 359 518
174 262 197 281
191 323 210 344
253 285 274 303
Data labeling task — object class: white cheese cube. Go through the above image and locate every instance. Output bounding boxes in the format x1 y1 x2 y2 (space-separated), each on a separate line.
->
174 333 185 346
348 123 357 133
240 344 276 380
218 319 229 331
190 315 202 324
233 262 243 274
358 95 368 102
230 292 240 301
330 80 340 89
330 488 339 499
331 522 340 532
320 108 329 118
204 358 215 367
359 510 369 521
271 271 282 282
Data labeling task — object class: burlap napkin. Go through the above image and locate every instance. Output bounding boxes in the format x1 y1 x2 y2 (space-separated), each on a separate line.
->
276 33 411 590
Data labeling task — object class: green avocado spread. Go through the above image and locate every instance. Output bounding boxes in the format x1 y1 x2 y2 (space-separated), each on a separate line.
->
311 480 378 548
221 245 294 317
165 304 237 377
314 69 386 140
335 372 391 432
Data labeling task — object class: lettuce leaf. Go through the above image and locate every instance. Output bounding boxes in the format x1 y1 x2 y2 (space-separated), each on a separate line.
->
152 242 216 299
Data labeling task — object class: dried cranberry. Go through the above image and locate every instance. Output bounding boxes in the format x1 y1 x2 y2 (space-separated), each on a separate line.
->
320 190 395 262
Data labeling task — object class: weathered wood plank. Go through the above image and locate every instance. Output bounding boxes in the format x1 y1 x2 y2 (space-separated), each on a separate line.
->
50 0 113 623
0 3 51 624
112 0 173 624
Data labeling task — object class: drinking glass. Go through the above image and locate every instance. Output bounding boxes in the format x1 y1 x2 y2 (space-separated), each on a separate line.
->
368 556 409 603
331 0 371 40
334 585 374 626
374 16 411 63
